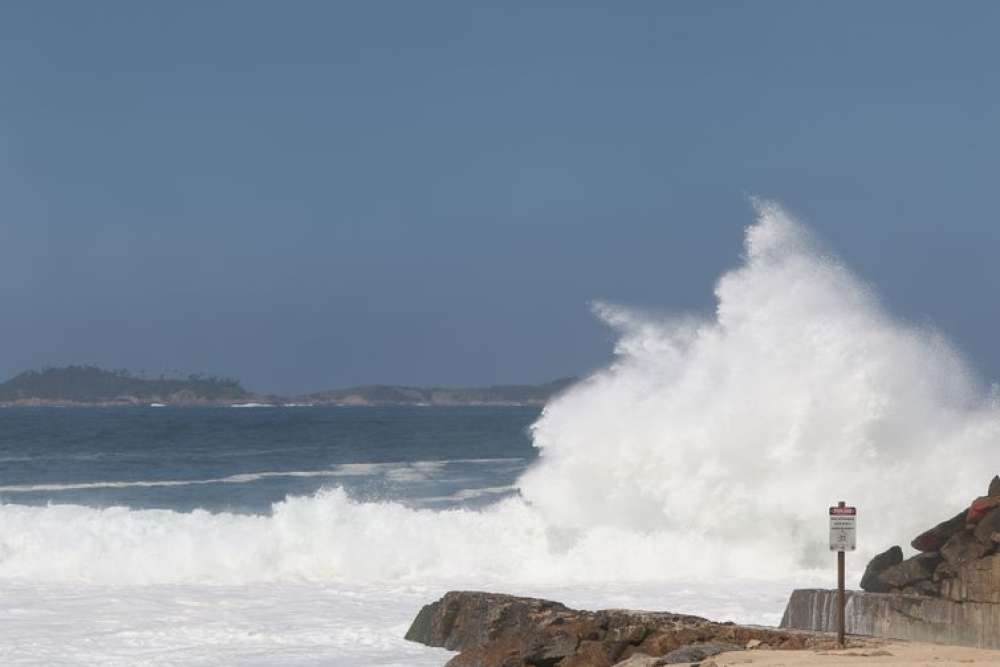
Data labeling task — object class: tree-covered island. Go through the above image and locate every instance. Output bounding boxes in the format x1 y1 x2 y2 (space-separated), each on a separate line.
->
0 366 574 407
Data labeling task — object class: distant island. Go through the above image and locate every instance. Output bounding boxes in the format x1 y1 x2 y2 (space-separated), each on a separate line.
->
0 366 251 407
302 378 576 407
0 366 576 407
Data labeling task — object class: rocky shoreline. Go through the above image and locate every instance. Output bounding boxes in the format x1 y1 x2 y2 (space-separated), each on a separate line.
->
405 591 860 667
407 476 1000 663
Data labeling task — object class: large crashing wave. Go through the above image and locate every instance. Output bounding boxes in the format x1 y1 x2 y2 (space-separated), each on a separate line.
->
3 201 999 585
523 200 1000 567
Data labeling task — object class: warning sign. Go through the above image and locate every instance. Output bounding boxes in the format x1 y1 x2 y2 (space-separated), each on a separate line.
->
829 505 857 551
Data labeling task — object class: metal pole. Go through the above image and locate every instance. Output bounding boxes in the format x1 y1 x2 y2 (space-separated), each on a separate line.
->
837 500 846 647
838 550 845 646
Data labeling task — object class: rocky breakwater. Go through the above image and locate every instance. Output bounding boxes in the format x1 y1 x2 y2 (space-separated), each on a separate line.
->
782 475 1000 648
861 475 1000 601
406 591 850 667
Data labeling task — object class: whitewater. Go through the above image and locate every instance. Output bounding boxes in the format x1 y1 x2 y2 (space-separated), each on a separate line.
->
3 201 999 665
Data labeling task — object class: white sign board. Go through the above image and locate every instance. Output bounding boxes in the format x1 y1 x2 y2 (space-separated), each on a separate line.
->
829 506 857 551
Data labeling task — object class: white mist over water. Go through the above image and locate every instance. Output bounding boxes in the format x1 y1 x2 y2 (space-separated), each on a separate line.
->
4 201 1000 663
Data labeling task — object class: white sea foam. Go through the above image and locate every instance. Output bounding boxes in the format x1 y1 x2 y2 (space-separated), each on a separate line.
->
0 580 455 666
0 579 801 665
3 202 999 639
424 485 519 502
0 458 528 494
1 485 833 588
0 471 345 494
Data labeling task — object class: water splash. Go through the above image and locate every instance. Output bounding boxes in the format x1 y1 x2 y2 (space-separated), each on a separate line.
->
521 200 1000 568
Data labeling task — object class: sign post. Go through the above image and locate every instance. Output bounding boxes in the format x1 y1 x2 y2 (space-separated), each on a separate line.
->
829 501 856 647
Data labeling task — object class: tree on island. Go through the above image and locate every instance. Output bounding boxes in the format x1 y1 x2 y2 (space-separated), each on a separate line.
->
0 365 249 402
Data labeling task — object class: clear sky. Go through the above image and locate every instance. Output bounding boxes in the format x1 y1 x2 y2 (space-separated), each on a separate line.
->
1 2 998 394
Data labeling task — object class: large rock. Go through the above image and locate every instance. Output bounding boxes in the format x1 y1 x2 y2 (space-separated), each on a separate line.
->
859 545 902 592
911 510 966 551
407 591 840 666
940 553 1000 604
659 642 742 664
610 656 663 667
967 496 1000 524
933 560 957 583
405 591 572 652
974 507 1000 546
877 552 942 589
940 529 989 566
561 642 615 667
781 588 1000 649
900 579 939 597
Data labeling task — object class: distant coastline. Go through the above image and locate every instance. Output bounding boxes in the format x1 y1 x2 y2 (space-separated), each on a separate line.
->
0 365 575 408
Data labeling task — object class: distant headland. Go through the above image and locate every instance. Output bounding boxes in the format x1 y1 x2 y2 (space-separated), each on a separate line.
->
0 365 576 408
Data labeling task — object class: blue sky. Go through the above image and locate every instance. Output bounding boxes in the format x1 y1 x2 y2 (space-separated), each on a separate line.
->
1 2 998 393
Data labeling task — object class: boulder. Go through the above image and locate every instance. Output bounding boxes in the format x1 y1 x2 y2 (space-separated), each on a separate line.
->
940 529 989 566
940 553 1000 604
523 632 581 667
447 644 522 667
561 642 615 667
974 507 1000 546
611 655 663 667
933 560 958 582
900 579 938 597
860 545 903 592
967 496 1000 524
878 552 942 589
404 591 572 652
989 475 1000 497
659 642 742 664
911 511 966 551
633 630 702 658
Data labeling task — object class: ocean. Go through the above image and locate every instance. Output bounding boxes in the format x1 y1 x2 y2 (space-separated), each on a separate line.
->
0 406 543 665
5 203 1000 665
0 405 806 666
0 405 537 515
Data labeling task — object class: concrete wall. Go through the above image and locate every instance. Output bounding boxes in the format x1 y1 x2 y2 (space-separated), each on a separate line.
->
781 589 1000 649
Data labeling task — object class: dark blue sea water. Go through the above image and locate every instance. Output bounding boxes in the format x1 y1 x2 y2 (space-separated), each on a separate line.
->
0 406 540 513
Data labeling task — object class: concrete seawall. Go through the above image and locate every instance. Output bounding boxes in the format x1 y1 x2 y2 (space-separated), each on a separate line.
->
781 589 1000 649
